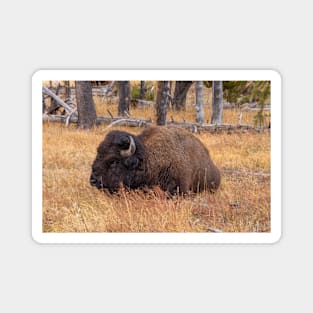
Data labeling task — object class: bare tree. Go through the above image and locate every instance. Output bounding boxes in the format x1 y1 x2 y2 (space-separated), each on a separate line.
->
211 81 223 125
64 80 71 99
156 81 170 125
47 81 62 114
75 81 97 129
118 81 130 116
172 81 193 111
195 81 204 124
140 81 146 99
42 93 46 113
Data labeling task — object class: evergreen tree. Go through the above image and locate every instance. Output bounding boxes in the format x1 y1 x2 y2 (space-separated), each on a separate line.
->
223 81 270 126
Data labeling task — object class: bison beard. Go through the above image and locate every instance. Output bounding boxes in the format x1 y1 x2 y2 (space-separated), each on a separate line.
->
90 126 221 194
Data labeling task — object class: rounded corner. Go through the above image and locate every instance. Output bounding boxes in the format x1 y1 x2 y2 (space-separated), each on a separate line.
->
268 69 282 83
31 231 44 245
32 69 43 80
269 231 282 244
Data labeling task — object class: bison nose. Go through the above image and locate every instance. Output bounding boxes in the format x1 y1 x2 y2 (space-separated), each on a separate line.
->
90 174 98 186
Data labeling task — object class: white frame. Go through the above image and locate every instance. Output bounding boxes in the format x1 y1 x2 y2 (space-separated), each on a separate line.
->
32 69 282 244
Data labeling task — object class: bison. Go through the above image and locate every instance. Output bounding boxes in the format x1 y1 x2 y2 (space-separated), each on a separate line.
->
90 126 221 194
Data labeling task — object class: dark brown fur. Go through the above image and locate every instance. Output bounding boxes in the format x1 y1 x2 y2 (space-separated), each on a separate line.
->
90 126 221 194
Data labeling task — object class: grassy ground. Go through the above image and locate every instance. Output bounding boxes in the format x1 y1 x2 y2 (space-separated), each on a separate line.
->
43 102 271 233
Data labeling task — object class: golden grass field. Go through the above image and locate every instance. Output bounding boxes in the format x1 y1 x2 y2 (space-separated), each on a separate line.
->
43 94 271 233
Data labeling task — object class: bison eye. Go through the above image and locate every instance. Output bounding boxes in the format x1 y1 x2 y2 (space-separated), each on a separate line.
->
109 159 120 167
123 156 140 169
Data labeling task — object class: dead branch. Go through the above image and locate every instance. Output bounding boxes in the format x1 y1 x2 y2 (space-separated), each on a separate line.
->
65 108 78 127
221 169 270 177
43 112 270 133
124 110 131 118
101 81 116 102
207 227 223 233
165 122 270 133
241 107 271 112
42 86 74 114
101 119 133 132
105 80 115 95
131 99 155 109
107 109 114 119
43 114 152 128
42 114 270 133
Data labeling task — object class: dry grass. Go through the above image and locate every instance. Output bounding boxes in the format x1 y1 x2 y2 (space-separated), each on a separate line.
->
43 102 270 232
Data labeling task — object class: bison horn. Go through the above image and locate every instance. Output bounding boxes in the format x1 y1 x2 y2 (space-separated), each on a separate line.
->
120 136 136 157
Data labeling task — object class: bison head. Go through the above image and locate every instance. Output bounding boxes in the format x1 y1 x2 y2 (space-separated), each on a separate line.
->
90 131 144 192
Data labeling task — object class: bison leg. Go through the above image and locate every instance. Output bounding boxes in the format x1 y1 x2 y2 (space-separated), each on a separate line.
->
166 182 180 196
177 182 190 195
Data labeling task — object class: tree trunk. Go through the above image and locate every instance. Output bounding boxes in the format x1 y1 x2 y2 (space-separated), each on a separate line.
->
75 81 97 129
156 81 170 125
195 81 204 124
169 81 173 93
172 81 193 111
48 81 62 114
211 81 223 125
64 80 70 99
42 93 46 113
140 81 146 99
118 81 130 116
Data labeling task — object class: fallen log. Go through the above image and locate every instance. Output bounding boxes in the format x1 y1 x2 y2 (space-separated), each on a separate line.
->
42 114 152 128
221 169 270 177
42 86 74 114
131 99 155 107
43 114 270 133
165 122 270 133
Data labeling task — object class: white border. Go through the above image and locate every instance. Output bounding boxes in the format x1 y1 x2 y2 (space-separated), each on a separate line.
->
32 70 282 244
